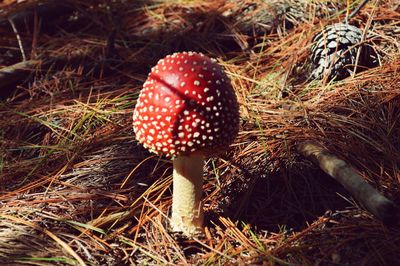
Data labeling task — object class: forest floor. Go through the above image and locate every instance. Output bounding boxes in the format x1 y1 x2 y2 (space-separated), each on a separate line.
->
0 0 399 265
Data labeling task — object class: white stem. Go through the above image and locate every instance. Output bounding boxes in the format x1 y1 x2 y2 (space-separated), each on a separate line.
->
171 155 204 236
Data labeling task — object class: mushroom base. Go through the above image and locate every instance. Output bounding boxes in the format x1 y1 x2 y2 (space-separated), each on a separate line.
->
171 155 204 237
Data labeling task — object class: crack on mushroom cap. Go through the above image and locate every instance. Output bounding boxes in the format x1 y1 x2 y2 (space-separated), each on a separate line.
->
133 52 240 158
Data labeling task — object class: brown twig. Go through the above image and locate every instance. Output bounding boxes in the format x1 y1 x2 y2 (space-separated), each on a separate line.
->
346 0 370 23
298 141 399 225
8 18 26 61
0 60 40 98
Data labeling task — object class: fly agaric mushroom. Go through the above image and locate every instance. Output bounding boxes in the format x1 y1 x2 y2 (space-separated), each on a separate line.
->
133 51 239 236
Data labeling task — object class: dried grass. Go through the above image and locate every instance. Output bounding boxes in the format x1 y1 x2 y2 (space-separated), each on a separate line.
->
0 0 399 265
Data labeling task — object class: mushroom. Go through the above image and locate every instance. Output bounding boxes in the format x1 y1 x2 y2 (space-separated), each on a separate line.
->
133 51 239 236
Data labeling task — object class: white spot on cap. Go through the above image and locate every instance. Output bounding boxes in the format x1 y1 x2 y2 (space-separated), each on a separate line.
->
194 80 200 86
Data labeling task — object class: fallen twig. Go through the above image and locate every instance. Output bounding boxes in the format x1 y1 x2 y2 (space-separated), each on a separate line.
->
345 0 370 22
8 18 26 61
298 141 399 225
0 60 40 98
0 52 123 99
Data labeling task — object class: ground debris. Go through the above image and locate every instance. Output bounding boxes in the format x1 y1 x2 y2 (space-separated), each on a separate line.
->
0 0 399 265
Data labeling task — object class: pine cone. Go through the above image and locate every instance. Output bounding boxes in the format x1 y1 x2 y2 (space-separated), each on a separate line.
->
310 23 378 81
225 0 344 36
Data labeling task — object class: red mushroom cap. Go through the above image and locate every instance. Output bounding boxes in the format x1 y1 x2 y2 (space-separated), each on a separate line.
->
133 51 239 158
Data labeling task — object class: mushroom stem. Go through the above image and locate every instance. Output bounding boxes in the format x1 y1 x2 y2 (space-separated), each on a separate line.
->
171 154 204 236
